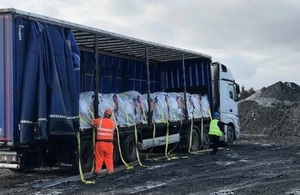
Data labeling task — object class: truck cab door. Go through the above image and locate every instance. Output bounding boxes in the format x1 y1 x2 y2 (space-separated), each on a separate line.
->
212 62 240 141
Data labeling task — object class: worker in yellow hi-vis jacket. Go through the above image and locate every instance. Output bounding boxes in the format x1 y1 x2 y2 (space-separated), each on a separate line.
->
208 112 227 155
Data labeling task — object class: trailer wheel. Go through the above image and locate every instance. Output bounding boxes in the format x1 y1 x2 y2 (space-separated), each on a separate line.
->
201 124 211 149
226 126 235 145
113 138 120 165
121 134 137 163
189 129 200 151
80 140 93 173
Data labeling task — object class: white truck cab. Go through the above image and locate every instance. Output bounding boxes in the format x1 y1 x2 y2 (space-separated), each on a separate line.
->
212 62 240 143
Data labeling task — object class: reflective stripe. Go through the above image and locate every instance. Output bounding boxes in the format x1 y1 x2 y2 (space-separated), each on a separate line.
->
49 114 79 120
96 118 115 140
20 120 35 124
20 118 47 124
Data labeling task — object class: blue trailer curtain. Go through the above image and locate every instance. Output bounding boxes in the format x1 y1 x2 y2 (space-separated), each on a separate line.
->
18 19 80 144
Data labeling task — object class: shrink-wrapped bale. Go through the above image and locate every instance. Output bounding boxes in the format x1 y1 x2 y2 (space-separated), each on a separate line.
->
142 93 152 122
79 90 212 128
79 91 94 129
190 94 202 119
105 93 135 127
98 94 114 118
79 92 112 129
175 94 185 119
201 95 211 118
151 92 169 123
180 93 194 120
120 91 147 124
168 93 184 121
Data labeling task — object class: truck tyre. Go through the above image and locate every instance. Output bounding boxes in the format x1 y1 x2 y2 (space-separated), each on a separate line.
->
226 126 235 145
201 124 211 149
189 128 200 151
79 140 93 173
121 134 137 163
113 138 120 165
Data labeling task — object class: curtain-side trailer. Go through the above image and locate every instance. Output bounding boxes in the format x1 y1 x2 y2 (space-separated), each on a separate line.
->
0 8 240 172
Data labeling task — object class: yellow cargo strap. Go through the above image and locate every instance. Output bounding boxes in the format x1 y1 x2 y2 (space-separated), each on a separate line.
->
165 122 188 160
91 127 95 173
145 122 157 160
146 119 187 161
134 124 149 168
188 119 204 155
164 121 170 159
167 120 182 157
188 119 194 154
115 125 133 170
76 132 95 185
185 106 216 155
199 116 204 149
79 113 90 126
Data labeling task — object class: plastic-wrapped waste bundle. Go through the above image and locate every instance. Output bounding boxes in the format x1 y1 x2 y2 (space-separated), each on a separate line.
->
175 94 185 119
151 92 169 123
142 93 152 122
120 91 147 124
104 93 135 127
178 92 193 120
79 92 113 129
168 93 184 121
98 94 114 118
136 94 148 124
200 95 211 118
79 91 95 129
102 93 118 122
79 90 212 128
190 94 202 119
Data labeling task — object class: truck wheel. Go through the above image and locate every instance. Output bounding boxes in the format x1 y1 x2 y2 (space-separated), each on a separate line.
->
226 126 235 145
201 124 211 149
189 129 200 151
79 140 93 173
113 138 120 165
121 134 137 163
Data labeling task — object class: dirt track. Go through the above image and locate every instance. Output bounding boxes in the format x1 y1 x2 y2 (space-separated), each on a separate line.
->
1 134 300 195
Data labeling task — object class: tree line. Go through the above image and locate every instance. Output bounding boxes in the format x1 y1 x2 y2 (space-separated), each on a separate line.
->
239 86 256 100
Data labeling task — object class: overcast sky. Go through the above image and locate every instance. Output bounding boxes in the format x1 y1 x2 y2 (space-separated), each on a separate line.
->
2 0 300 90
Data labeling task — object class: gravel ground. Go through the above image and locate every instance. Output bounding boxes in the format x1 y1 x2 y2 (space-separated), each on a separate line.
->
1 133 300 195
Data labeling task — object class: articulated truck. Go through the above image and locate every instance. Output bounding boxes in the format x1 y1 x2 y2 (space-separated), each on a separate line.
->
0 8 240 172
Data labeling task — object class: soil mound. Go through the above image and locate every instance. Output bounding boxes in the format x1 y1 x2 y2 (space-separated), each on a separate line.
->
239 81 300 136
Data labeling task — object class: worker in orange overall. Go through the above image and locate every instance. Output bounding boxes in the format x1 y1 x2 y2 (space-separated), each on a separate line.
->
92 108 116 175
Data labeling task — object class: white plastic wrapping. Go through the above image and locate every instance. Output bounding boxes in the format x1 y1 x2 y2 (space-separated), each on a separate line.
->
79 91 95 129
200 95 211 118
79 91 212 129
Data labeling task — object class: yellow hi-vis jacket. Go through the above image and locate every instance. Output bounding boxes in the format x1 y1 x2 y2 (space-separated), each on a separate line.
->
209 119 223 137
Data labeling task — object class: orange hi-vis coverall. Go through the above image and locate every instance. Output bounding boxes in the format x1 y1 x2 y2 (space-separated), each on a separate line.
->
92 118 116 174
